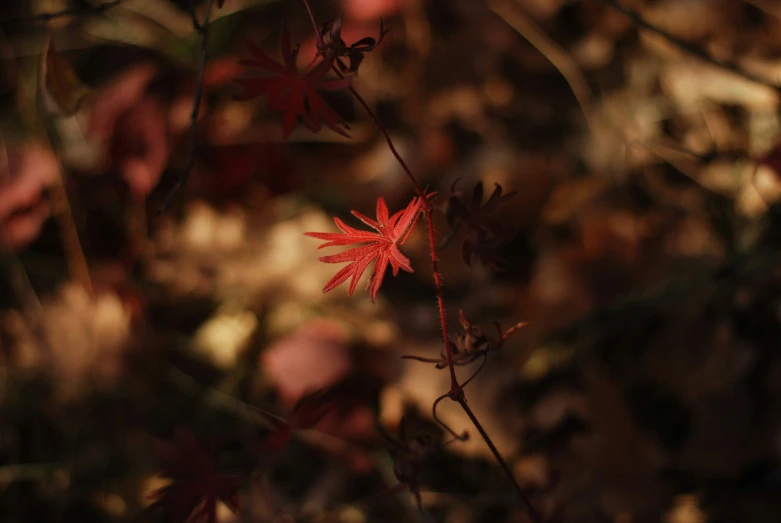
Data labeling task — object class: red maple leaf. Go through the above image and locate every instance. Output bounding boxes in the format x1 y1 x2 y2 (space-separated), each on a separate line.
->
147 428 242 523
305 195 428 302
237 22 351 139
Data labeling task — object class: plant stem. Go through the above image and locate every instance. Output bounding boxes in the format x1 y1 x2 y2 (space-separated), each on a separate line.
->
159 0 215 211
489 0 594 130
299 0 461 390
50 168 94 296
342 82 459 392
300 0 323 48
457 397 541 523
343 65 539 520
34 79 94 296
299 4 536 519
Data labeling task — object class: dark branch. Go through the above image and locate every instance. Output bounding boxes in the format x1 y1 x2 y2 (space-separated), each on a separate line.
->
432 393 469 441
602 0 781 93
457 397 542 523
158 0 214 211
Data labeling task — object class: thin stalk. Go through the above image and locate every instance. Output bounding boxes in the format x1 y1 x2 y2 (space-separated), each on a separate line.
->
301 0 323 48
159 0 215 211
33 66 94 296
344 70 538 519
342 81 458 393
49 169 94 296
345 68 540 523
457 397 541 523
298 3 534 519
432 393 468 441
299 0 460 391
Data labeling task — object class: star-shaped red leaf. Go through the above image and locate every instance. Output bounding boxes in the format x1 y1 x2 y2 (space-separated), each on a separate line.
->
305 195 428 302
236 22 351 138
147 428 242 523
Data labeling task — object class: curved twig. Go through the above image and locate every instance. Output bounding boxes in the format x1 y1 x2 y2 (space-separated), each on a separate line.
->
488 0 595 130
500 320 530 344
432 393 468 441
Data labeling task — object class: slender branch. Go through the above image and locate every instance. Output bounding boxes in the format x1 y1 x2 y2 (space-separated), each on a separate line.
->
459 353 487 389
341 81 459 392
347 71 537 521
297 3 458 389
300 0 323 48
457 397 541 523
159 0 215 211
50 164 94 296
4 0 127 24
601 0 781 93
186 1 204 32
489 0 595 130
299 5 535 520
31 58 94 295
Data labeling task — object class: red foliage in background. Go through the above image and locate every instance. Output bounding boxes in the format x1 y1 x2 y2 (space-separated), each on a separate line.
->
147 428 242 523
237 22 351 138
0 142 58 252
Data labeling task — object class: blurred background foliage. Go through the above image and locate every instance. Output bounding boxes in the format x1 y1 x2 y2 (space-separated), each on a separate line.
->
3 0 781 521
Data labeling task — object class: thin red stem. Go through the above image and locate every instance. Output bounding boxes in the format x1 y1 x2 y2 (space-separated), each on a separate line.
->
300 0 324 48
347 80 539 520
344 81 459 393
159 0 215 211
457 397 542 523
300 0 458 392
298 6 536 520
345 79 541 521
